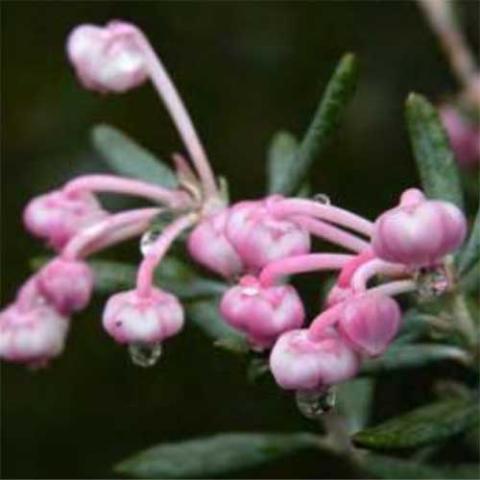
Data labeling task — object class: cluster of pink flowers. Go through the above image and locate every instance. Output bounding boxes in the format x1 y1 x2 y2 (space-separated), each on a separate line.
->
0 22 467 399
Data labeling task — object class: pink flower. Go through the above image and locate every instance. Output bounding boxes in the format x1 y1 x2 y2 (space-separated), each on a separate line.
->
102 288 184 345
269 329 359 391
440 105 480 169
37 258 94 314
337 293 401 357
226 197 310 271
372 189 467 266
187 209 244 278
219 275 305 348
0 303 69 367
66 21 148 93
23 189 106 250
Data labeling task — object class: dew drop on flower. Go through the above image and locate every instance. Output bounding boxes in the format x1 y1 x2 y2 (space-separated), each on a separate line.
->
128 342 162 367
313 193 331 205
140 229 161 256
295 388 336 419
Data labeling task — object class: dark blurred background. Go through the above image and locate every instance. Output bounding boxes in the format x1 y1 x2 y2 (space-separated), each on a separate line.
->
1 1 479 478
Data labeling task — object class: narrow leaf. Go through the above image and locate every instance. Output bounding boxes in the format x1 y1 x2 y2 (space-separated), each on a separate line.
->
187 298 242 342
364 454 479 480
279 53 359 195
458 203 480 275
405 93 463 208
361 344 469 374
336 378 374 433
393 310 432 345
353 398 479 450
115 432 320 478
267 131 299 194
91 124 177 188
31 257 226 300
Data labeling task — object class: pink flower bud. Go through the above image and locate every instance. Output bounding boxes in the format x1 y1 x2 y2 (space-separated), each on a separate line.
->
66 21 148 93
337 294 401 357
226 197 310 271
37 258 94 314
219 276 305 348
440 105 480 169
187 209 244 278
23 189 106 250
102 288 184 345
372 191 467 266
0 304 69 366
269 329 359 391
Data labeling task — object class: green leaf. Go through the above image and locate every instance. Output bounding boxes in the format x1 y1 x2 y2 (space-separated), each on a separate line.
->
187 298 242 342
31 257 226 300
336 378 374 433
361 344 469 374
393 310 432 345
458 203 480 275
267 131 299 194
91 124 177 188
363 454 479 480
405 93 464 209
279 53 359 195
115 432 321 478
353 398 479 450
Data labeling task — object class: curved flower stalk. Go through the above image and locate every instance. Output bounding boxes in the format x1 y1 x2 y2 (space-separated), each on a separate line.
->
0 18 471 411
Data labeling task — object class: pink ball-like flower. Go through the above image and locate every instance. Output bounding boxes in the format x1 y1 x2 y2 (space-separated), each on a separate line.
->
0 303 69 366
226 197 310 271
440 105 480 169
37 258 94 314
66 21 148 93
372 190 467 266
270 329 359 391
338 293 401 357
187 209 244 278
23 189 106 250
219 276 305 348
102 288 184 345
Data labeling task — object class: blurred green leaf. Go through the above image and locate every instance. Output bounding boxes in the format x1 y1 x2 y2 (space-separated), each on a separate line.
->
247 357 271 382
405 93 463 208
363 454 479 479
393 310 432 345
91 124 177 188
361 344 469 374
267 131 299 194
31 257 226 300
187 298 242 342
279 53 358 195
459 260 479 294
458 203 480 275
353 398 479 450
336 378 373 433
115 432 321 478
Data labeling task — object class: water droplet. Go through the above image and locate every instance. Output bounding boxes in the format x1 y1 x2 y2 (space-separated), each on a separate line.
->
128 342 162 368
416 265 451 300
295 388 336 419
140 230 161 256
313 193 331 205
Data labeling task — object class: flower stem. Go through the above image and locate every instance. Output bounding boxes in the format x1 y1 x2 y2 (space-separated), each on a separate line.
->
259 253 353 287
65 175 191 207
136 213 197 297
132 29 218 198
294 216 370 252
351 258 407 292
271 198 373 236
62 208 161 260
